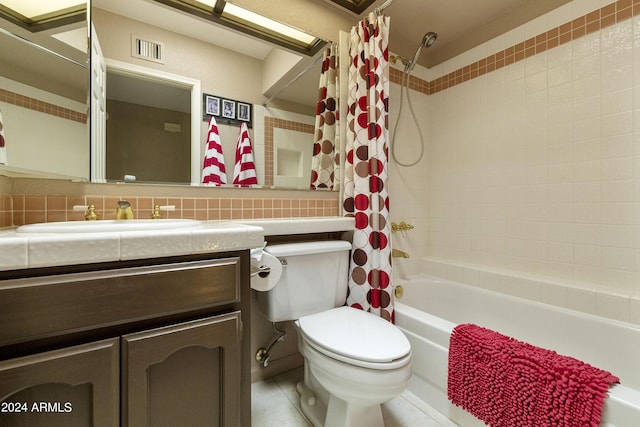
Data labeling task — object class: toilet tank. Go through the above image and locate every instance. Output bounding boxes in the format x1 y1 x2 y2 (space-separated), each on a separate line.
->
255 240 352 322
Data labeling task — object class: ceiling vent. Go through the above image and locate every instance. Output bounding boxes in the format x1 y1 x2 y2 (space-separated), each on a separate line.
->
131 35 164 64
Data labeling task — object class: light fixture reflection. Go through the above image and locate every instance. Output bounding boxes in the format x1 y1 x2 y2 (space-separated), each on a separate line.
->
221 3 316 45
2 0 85 19
152 0 324 55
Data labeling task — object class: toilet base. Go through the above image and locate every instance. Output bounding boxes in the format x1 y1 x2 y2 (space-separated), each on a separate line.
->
297 381 385 427
324 395 384 427
297 381 324 427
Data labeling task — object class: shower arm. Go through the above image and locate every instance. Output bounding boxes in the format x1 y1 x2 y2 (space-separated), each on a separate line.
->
390 54 413 70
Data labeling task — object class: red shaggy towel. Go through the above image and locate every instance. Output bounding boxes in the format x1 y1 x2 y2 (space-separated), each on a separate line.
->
447 323 619 427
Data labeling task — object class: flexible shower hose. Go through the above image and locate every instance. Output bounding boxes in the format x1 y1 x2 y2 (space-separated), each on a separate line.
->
391 70 425 167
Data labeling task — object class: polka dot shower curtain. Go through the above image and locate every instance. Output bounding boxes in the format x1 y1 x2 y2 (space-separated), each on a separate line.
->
343 13 394 322
310 43 339 190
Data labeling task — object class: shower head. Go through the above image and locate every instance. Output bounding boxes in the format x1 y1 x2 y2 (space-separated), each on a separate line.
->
406 31 438 72
422 31 438 48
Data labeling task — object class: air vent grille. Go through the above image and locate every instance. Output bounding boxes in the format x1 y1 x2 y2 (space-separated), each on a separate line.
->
131 35 164 64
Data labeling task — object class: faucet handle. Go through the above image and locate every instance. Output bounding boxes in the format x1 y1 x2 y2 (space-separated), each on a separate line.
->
151 205 175 219
73 204 99 221
391 221 415 233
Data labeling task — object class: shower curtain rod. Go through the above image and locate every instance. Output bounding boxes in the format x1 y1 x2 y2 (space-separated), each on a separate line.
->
262 51 325 107
0 27 86 68
374 0 395 16
262 0 394 108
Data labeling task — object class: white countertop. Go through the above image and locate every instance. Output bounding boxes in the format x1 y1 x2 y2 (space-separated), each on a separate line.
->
0 217 354 271
241 217 354 236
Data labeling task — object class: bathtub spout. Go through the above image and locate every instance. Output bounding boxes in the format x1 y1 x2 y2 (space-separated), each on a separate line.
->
392 249 410 258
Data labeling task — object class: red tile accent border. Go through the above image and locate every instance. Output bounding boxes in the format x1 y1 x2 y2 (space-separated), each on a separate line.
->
0 89 87 124
390 0 636 95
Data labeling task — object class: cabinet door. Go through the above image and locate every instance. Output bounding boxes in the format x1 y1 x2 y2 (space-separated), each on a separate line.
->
122 312 241 427
0 338 119 427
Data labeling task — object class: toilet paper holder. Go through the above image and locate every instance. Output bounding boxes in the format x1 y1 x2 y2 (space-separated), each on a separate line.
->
251 265 271 278
251 258 288 278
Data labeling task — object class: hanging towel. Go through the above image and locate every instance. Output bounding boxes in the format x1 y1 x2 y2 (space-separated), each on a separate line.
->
233 122 257 187
447 323 619 427
201 116 227 185
0 109 7 165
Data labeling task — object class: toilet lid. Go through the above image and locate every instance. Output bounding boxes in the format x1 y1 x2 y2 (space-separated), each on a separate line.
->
297 306 411 364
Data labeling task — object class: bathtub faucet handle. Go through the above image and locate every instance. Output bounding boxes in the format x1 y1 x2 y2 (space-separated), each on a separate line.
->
391 221 414 233
392 249 410 258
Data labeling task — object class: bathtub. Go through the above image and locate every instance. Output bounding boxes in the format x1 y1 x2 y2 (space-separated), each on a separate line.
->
394 274 640 427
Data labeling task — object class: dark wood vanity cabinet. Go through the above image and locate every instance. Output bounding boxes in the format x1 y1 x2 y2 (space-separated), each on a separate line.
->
0 251 251 427
121 312 241 426
0 338 120 427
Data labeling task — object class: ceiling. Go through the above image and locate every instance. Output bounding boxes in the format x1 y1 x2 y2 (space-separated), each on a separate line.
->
372 0 572 69
92 0 573 108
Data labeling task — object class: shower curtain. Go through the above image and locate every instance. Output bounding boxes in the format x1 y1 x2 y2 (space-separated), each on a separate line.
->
0 109 7 165
310 43 339 190
343 13 394 322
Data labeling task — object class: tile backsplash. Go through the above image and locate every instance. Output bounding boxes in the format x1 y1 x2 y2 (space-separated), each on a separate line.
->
2 194 338 227
0 177 340 228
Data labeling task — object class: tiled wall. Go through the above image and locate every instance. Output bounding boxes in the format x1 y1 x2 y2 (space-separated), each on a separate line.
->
263 117 315 187
0 194 10 229
428 0 636 95
390 0 639 95
423 0 640 299
421 258 640 325
2 192 338 227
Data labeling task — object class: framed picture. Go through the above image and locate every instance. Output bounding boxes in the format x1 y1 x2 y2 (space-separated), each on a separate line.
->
202 93 252 128
237 102 251 122
222 99 236 119
204 95 220 116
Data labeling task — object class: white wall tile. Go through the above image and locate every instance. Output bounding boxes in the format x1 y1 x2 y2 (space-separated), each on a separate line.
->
595 290 630 322
630 296 640 324
566 286 597 314
416 6 640 316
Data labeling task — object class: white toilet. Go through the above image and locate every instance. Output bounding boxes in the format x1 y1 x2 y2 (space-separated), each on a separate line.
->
255 240 412 427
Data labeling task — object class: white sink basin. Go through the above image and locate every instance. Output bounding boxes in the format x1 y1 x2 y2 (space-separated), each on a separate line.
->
16 219 203 234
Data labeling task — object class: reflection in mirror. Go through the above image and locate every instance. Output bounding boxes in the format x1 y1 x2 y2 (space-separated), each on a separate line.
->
0 1 89 180
92 0 331 190
105 66 193 184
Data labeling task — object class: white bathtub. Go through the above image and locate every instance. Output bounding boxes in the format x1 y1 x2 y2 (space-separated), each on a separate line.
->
394 274 640 427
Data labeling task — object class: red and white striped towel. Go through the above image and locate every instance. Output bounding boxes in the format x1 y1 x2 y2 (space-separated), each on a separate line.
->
201 116 227 185
233 122 257 187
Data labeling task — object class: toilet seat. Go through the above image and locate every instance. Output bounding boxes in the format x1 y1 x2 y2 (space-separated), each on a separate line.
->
296 306 411 370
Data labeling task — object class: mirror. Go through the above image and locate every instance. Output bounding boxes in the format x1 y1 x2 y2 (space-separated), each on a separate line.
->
0 1 89 180
92 0 330 190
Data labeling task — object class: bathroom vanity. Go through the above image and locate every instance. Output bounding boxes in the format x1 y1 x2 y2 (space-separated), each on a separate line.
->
0 221 264 427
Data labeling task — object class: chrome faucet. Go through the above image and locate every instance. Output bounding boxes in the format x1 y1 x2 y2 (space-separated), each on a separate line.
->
116 200 134 220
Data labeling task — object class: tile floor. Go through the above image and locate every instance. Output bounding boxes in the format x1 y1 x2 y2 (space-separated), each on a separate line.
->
251 368 459 427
